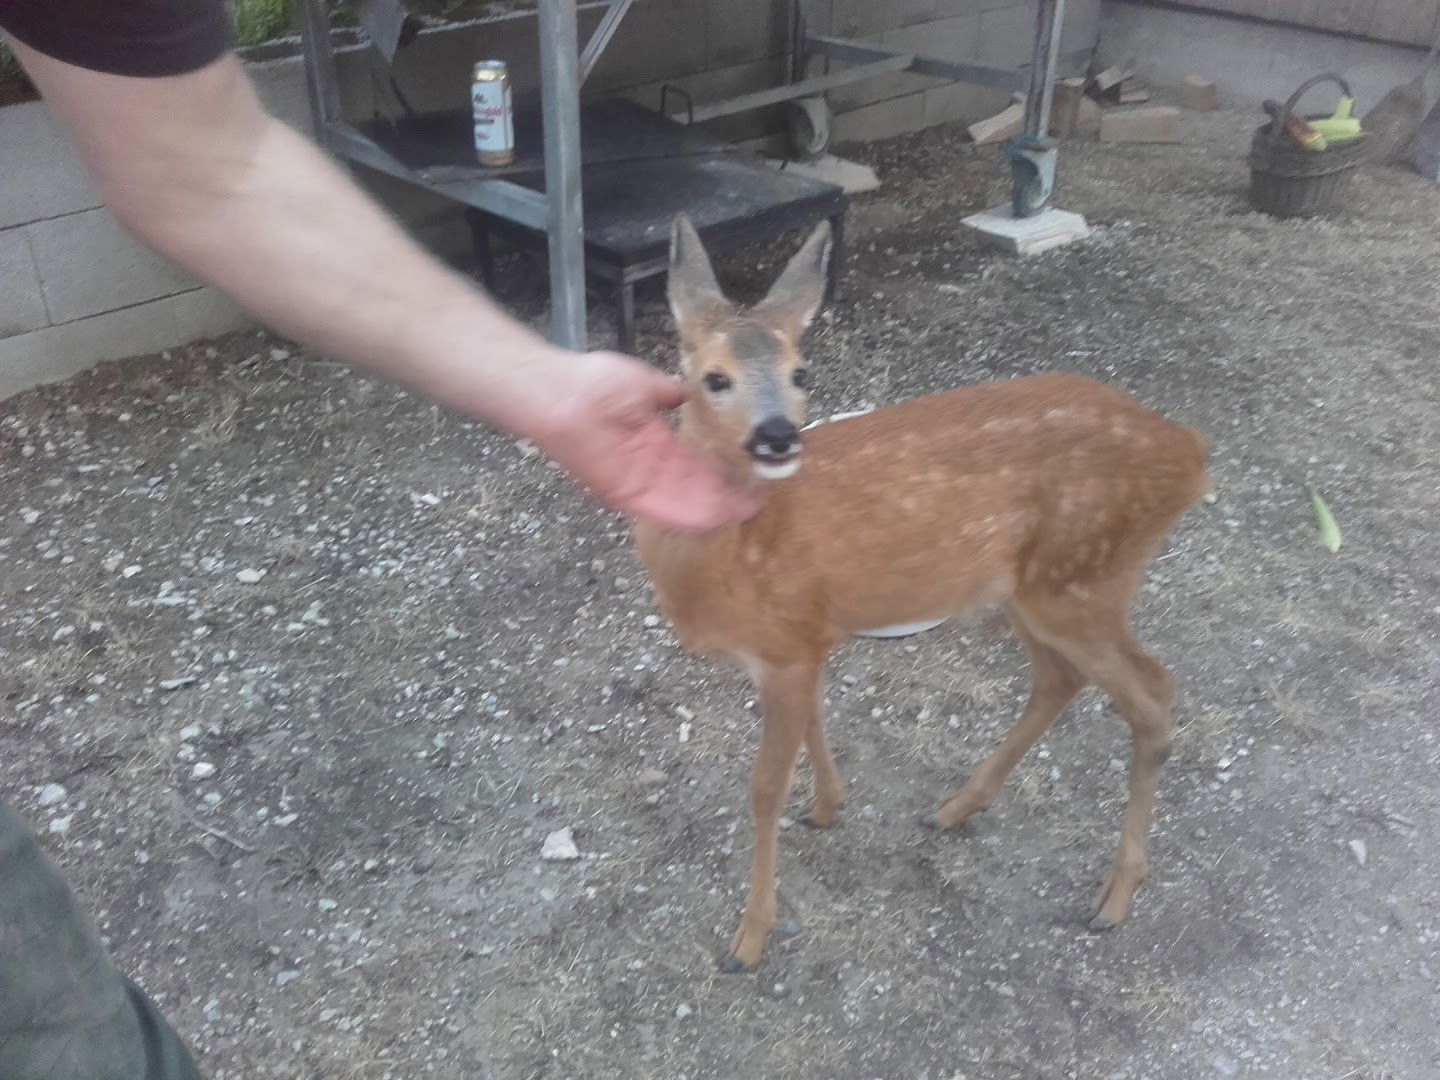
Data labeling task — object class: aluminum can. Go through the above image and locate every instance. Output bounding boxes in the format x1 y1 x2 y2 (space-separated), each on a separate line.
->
472 60 514 167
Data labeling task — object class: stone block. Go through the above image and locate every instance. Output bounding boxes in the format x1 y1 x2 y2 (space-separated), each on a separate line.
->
1181 75 1218 111
0 228 49 338
0 103 103 230
0 288 250 401
1100 105 1181 143
27 208 199 324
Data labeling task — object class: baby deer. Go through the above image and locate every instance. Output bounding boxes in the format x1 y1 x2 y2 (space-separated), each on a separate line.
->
634 216 1210 972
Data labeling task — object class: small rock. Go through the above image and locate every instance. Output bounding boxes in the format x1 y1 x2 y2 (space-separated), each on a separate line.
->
275 970 302 987
273 813 298 827
643 614 661 628
674 705 696 722
317 898 338 912
179 724 202 742
1348 839 1367 867
674 1003 694 1020
541 827 581 862
191 762 217 780
158 676 197 692
235 568 265 584
678 722 692 743
49 816 73 835
37 783 68 807
21 508 40 525
637 768 668 787
770 982 789 999
121 565 142 578
269 347 291 362
363 858 380 872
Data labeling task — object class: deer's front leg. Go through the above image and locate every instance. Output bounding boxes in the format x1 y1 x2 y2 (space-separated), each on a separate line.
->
721 658 824 973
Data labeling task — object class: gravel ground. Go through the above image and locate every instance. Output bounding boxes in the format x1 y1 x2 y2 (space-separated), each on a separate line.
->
3 100 1439 1080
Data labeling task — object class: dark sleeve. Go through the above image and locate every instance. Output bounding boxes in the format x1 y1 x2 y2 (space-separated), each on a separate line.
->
0 0 235 78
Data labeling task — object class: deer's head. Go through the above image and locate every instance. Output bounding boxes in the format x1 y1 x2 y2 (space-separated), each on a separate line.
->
668 215 831 482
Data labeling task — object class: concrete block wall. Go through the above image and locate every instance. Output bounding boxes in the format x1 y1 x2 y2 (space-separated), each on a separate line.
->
809 0 1103 143
2 0 1102 399
1098 1 1436 108
0 100 249 400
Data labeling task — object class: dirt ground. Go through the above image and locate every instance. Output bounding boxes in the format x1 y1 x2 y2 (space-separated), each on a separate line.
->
4 100 1439 1080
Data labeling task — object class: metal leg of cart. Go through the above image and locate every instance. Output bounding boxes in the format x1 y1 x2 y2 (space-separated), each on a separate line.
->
539 0 588 351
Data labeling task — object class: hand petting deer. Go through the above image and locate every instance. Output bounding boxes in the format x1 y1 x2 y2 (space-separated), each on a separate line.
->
633 215 1210 972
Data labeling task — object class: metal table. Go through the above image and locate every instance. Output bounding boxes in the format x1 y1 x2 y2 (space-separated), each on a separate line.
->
298 0 1085 350
299 0 629 351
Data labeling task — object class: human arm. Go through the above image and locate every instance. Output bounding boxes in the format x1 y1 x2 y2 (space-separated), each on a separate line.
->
3 38 756 529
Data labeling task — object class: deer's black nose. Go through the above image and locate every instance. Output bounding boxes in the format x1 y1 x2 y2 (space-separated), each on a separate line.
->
747 417 799 458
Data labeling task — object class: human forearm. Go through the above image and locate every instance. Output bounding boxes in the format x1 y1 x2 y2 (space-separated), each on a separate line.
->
11 43 561 434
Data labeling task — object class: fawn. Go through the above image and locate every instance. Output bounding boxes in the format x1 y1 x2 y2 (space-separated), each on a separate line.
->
633 215 1210 972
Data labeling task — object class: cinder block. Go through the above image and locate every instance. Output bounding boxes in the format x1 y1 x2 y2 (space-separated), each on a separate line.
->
831 0 938 38
0 103 103 230
1100 105 1181 143
832 93 927 143
585 0 709 92
830 15 981 112
0 228 49 338
706 0 788 69
977 4 1036 69
1181 75 1218 111
924 83 1010 128
0 287 250 401
625 57 788 144
27 209 198 325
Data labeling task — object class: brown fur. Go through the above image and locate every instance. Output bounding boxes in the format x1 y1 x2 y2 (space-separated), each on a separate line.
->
634 220 1210 971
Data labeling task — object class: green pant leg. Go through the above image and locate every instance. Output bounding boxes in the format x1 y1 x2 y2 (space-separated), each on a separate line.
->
0 799 202 1080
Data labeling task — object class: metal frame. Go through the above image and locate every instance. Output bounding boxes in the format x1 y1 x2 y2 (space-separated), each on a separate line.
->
297 0 640 351
297 0 1082 349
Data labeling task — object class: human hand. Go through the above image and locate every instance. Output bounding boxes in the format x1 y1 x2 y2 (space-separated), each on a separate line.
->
527 351 761 530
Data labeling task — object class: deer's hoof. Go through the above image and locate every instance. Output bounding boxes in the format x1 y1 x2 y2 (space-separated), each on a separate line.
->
1087 914 1117 932
777 919 803 940
918 814 941 830
718 952 748 974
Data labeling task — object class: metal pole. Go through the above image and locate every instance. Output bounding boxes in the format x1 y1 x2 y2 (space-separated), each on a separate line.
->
298 0 343 141
538 0 588 351
1035 0 1067 139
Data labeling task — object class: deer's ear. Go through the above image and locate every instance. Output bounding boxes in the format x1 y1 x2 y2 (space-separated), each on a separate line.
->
668 215 734 336
754 220 831 340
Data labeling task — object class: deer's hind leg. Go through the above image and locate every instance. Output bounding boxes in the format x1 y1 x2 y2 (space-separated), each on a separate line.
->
923 604 1087 831
799 690 844 829
1012 586 1175 930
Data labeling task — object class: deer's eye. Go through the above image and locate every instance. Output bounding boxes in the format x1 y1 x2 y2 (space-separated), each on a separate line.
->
791 368 809 389
704 372 733 393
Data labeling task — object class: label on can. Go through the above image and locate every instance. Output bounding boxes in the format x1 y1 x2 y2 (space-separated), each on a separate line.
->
472 66 514 165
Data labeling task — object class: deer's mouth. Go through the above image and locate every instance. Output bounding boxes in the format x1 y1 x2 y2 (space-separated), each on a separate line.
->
750 448 801 480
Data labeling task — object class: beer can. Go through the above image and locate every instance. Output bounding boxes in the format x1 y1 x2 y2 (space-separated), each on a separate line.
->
472 60 515 167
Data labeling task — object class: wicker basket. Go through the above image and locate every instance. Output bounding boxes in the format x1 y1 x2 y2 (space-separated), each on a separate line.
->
1248 74 1368 219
